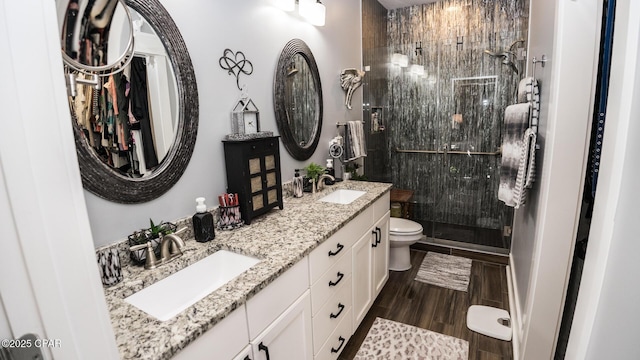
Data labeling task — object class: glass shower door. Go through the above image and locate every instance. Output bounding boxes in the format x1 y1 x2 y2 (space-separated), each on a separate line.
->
428 76 512 253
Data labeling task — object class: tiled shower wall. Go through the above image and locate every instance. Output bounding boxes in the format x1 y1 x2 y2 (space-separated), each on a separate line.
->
363 0 529 243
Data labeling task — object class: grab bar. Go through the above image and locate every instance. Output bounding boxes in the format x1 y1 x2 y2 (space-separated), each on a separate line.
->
395 148 502 156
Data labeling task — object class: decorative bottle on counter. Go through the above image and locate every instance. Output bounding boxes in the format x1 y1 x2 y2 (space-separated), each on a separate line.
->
192 197 215 242
293 169 304 198
325 159 335 185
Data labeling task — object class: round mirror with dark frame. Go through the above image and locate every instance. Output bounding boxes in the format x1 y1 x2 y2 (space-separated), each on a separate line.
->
59 0 198 203
274 39 323 161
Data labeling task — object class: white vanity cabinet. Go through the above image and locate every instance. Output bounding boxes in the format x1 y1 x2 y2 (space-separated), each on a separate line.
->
247 258 313 360
171 191 390 360
352 192 390 329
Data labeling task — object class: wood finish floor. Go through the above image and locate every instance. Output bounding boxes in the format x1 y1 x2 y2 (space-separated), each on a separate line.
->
338 250 512 360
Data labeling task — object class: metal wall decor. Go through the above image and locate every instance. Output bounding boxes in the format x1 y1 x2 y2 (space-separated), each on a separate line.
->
340 68 365 110
219 49 254 90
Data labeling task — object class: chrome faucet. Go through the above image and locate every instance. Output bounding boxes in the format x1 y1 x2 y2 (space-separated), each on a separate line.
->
159 234 186 262
130 233 186 270
316 174 336 192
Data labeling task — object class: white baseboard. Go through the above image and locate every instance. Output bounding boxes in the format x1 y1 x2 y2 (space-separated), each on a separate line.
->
507 262 521 360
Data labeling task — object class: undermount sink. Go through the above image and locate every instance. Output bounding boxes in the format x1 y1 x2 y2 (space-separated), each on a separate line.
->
318 189 366 204
125 250 261 321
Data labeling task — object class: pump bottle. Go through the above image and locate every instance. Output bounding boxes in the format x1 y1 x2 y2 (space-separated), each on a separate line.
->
192 197 215 242
293 169 304 198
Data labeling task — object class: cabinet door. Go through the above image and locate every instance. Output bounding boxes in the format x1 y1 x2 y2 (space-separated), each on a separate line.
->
351 231 372 330
372 212 390 297
252 290 313 360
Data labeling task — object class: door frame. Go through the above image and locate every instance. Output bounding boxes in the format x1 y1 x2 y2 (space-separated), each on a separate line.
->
0 0 119 359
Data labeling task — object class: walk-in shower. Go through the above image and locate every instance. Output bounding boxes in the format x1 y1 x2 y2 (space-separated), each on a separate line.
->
361 0 529 254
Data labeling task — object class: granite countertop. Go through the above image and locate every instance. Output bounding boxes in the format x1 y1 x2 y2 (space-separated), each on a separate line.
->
103 180 392 360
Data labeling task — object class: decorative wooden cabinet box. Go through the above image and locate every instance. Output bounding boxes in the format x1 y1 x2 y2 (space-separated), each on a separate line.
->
223 136 284 225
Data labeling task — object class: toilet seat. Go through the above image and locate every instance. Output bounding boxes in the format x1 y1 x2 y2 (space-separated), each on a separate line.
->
389 218 423 236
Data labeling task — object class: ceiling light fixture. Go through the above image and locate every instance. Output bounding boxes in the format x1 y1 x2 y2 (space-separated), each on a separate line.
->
274 0 296 12
392 53 409 67
410 64 425 76
299 0 325 26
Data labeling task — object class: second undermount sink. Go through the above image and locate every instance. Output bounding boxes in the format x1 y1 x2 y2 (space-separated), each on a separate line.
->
125 250 261 321
318 189 366 204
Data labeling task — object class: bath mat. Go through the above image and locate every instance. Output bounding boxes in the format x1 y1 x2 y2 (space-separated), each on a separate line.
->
354 317 469 360
414 252 472 292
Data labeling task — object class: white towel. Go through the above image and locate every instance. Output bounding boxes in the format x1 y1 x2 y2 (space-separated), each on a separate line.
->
499 103 531 207
512 128 537 208
346 121 366 161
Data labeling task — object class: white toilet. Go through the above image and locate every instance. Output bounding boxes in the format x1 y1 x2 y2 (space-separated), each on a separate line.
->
389 217 423 271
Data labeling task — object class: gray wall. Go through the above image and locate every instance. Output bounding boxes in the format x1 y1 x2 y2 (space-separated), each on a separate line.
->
87 0 364 247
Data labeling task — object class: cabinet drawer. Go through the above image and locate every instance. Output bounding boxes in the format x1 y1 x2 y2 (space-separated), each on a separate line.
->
311 249 352 314
246 257 309 339
314 308 353 360
309 207 371 285
373 191 390 221
247 139 278 155
312 275 352 354
309 234 348 285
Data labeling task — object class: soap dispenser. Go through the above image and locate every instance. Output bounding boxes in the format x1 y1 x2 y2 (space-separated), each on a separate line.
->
293 169 304 198
325 159 335 185
192 197 215 242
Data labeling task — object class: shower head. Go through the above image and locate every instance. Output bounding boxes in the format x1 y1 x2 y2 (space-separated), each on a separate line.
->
484 50 519 75
484 49 513 59
502 58 519 75
508 39 526 52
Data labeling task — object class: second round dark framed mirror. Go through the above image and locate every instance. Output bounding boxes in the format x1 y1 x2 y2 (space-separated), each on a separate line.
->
274 39 323 161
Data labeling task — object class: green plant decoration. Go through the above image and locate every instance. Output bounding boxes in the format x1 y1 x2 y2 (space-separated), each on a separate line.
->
304 162 326 183
149 218 173 238
345 162 367 181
